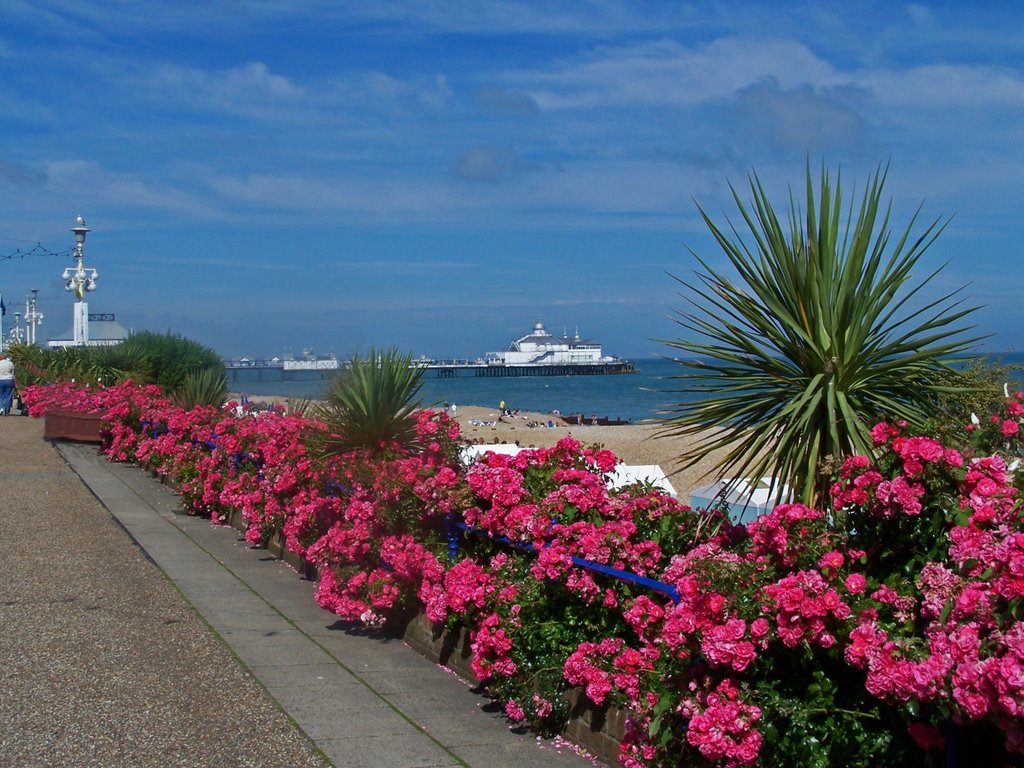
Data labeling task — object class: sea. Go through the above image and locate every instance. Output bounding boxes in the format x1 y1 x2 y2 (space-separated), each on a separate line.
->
228 357 684 423
227 352 1024 425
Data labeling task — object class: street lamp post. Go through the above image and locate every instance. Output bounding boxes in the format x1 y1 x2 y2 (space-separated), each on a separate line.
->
24 289 43 345
9 311 24 345
62 215 98 345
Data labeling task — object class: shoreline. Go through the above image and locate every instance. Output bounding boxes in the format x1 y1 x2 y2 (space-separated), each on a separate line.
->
232 395 729 503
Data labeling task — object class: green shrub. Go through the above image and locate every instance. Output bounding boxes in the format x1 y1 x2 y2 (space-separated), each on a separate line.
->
119 331 223 390
7 342 152 387
7 330 223 393
313 347 426 456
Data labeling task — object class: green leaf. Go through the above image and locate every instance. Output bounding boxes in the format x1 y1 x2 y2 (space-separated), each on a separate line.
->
660 160 981 505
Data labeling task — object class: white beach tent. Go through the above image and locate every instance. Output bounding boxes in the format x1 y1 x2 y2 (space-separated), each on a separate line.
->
458 447 678 497
688 477 791 525
608 464 677 497
460 443 524 464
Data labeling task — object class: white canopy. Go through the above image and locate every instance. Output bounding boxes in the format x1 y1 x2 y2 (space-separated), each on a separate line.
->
688 477 791 524
608 464 677 497
459 446 677 497
460 443 524 463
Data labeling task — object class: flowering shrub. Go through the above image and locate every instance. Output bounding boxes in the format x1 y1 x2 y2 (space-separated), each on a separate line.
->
25 380 1024 766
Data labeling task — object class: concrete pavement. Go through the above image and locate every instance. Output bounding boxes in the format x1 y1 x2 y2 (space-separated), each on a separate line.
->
2 415 597 768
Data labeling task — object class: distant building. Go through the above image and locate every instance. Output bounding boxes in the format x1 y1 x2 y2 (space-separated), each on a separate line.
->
486 320 610 366
48 313 130 348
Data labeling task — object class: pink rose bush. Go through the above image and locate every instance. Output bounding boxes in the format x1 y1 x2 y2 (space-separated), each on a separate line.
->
23 380 1024 766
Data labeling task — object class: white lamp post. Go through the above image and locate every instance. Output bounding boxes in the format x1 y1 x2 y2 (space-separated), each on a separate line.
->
9 311 24 345
63 215 98 345
25 289 43 345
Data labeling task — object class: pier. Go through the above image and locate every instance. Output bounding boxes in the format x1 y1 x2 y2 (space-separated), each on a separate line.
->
223 359 339 383
421 360 638 378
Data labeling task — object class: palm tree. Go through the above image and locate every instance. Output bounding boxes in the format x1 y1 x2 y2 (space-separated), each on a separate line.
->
661 162 981 506
172 367 229 410
313 347 426 456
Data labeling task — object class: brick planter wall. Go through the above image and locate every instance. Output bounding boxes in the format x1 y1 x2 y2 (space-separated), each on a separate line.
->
43 410 104 443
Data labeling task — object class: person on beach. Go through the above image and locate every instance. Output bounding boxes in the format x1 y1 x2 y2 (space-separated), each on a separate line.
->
0 352 15 416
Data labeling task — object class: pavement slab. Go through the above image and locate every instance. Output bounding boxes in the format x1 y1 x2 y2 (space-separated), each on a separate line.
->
2 416 600 768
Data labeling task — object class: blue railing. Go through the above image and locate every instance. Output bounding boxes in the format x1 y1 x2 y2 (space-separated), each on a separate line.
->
146 417 679 604
444 513 681 605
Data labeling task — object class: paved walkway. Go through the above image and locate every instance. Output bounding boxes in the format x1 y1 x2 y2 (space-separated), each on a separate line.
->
1 415 597 768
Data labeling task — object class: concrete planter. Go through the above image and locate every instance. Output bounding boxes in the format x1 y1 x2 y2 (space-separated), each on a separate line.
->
43 410 104 443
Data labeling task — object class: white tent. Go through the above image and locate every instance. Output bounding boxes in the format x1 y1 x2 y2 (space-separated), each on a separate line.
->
688 477 790 525
459 448 677 497
608 464 677 497
460 443 523 464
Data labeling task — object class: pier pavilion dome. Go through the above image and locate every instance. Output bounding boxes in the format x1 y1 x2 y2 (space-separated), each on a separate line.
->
508 320 560 351
494 319 605 365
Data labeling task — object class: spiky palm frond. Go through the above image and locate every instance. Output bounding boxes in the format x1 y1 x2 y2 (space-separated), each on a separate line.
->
313 347 425 456
7 343 153 386
173 367 229 410
661 162 982 506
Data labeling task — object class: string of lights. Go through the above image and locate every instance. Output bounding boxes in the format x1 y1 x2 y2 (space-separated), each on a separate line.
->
0 243 76 262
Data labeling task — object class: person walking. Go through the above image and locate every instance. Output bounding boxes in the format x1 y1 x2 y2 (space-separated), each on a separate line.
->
0 352 15 416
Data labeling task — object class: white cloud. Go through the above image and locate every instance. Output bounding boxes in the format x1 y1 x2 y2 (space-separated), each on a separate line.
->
520 37 838 110
451 146 534 182
43 159 214 216
141 61 305 116
127 61 452 121
728 77 869 151
474 86 539 115
207 172 448 217
0 158 48 184
866 64 1024 110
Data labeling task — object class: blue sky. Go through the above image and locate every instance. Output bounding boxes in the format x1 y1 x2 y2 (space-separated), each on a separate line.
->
0 1 1022 360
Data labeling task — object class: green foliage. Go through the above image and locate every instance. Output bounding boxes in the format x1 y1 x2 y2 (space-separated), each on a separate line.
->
922 356 1024 444
7 331 223 392
661 161 981 505
119 331 224 390
313 347 426 456
285 396 314 417
462 542 630 737
7 342 152 386
172 367 229 410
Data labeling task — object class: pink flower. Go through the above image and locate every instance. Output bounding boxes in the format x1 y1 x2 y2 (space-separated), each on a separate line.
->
532 692 553 719
845 573 867 595
504 699 525 722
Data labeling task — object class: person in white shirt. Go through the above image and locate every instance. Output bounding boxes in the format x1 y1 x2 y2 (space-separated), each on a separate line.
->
0 352 14 416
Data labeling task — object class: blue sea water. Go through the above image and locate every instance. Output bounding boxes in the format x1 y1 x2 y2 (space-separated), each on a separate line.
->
228 352 1024 425
229 357 685 423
